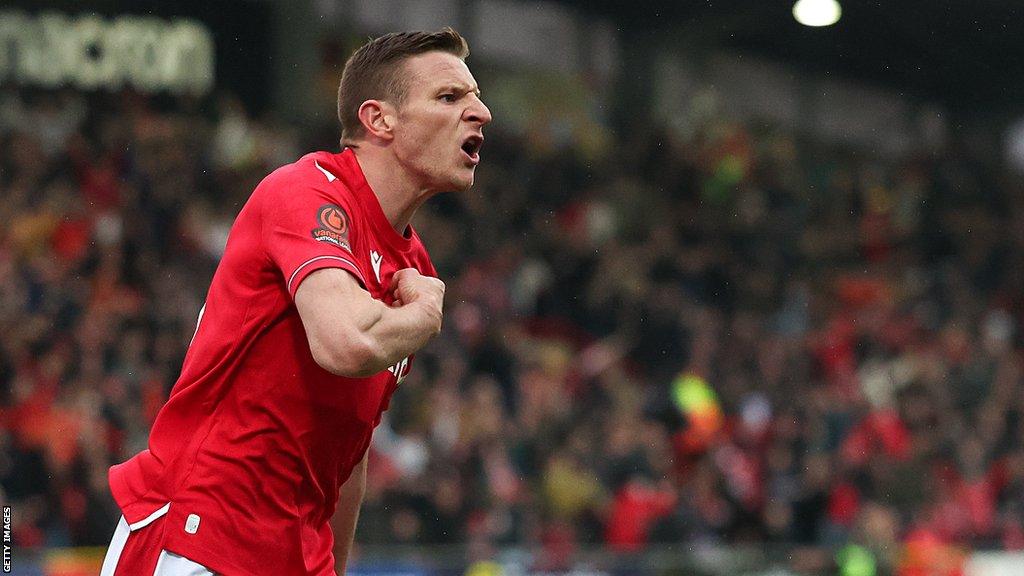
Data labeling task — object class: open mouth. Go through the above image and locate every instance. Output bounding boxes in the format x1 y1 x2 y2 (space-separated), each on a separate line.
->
461 134 483 164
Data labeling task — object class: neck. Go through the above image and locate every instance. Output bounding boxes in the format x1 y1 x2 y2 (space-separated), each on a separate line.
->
349 144 432 234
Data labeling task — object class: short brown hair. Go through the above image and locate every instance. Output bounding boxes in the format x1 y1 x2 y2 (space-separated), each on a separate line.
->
338 28 470 143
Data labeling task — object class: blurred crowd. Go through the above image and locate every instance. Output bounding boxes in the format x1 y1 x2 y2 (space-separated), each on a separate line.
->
2 86 1024 575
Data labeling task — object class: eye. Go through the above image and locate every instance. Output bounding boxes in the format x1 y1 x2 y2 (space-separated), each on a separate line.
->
440 93 457 103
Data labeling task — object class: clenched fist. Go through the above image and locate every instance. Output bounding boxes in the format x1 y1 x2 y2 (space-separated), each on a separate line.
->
391 268 445 334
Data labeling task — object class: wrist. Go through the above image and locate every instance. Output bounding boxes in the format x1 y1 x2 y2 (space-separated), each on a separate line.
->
409 300 442 335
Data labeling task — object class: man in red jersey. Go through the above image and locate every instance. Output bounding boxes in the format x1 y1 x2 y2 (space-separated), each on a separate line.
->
100 28 491 576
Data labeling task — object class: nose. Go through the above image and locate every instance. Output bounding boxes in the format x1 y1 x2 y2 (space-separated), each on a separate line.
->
465 95 492 126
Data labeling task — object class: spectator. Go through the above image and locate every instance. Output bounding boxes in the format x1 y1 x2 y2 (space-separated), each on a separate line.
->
1 88 1023 574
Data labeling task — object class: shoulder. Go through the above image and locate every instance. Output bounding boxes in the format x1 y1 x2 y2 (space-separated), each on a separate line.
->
253 152 356 209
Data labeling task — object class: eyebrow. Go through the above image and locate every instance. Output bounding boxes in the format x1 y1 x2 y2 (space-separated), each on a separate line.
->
438 83 481 97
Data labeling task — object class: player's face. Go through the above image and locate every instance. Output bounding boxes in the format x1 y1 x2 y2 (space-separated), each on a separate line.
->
391 51 491 193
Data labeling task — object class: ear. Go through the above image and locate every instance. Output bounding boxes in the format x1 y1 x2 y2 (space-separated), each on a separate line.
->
357 100 396 141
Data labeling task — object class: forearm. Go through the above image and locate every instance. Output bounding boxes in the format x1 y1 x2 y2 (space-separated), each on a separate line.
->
354 300 439 374
296 268 442 377
332 453 367 574
294 266 442 377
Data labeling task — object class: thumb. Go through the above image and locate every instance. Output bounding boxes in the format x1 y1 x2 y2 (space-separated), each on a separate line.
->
390 268 419 297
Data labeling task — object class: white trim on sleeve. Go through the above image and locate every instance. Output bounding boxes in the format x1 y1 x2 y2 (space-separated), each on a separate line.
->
287 255 365 293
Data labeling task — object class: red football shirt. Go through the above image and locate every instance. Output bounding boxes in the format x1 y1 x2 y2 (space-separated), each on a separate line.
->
108 149 436 575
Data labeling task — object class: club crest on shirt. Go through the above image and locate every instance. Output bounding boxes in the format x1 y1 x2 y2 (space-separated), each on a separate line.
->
311 204 351 251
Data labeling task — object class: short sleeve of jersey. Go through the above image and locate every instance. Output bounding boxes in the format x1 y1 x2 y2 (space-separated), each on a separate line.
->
260 175 367 299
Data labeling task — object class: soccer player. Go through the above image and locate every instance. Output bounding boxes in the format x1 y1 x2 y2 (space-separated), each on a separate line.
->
100 28 491 575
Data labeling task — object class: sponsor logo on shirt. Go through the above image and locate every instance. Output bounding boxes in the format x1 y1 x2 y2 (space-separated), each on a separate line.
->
387 356 410 385
311 204 352 251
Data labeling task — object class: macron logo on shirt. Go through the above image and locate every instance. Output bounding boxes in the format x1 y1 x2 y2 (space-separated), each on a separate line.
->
314 160 336 182
370 250 383 284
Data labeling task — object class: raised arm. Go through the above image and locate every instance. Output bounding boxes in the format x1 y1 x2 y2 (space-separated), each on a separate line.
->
294 267 444 377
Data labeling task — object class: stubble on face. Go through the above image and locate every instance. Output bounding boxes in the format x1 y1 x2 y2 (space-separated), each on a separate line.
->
390 52 487 194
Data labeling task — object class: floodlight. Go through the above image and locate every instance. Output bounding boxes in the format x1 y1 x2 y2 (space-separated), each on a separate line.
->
792 0 842 27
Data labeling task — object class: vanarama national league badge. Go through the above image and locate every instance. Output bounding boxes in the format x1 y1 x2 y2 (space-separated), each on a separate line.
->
311 204 352 251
